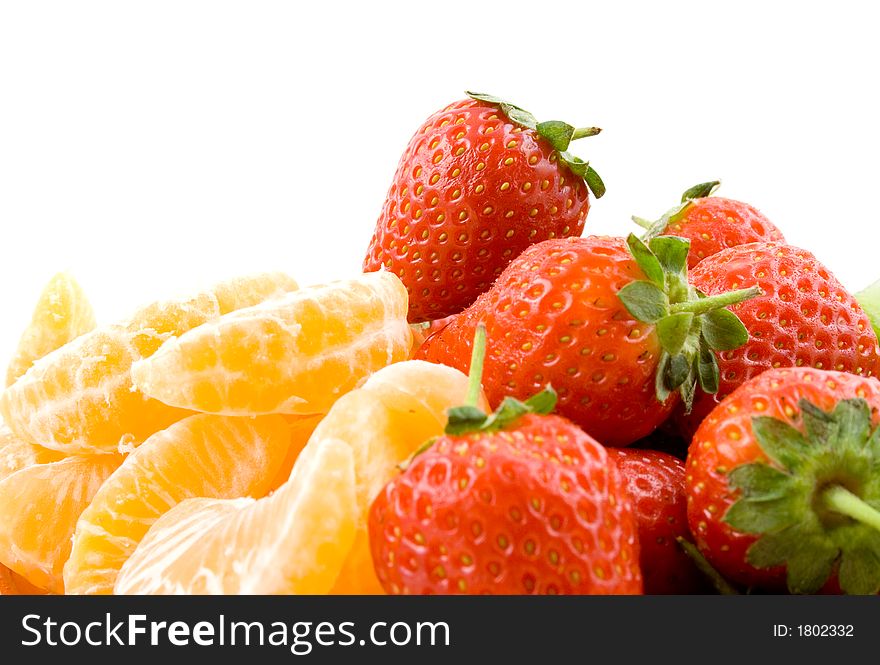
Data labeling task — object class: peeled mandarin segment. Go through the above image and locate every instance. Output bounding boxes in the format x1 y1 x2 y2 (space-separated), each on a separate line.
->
63 413 291 595
0 426 64 484
115 437 357 595
208 272 300 313
125 272 299 357
0 454 123 593
0 272 298 454
0 563 15 594
287 360 487 594
0 565 49 595
269 414 324 491
0 564 43 595
0 327 193 454
130 272 412 416
11 570 49 595
6 272 96 387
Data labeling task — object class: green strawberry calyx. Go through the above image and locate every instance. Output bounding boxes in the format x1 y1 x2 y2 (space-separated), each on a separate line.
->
724 398 880 595
617 233 760 409
632 180 722 240
465 91 605 199
855 278 880 339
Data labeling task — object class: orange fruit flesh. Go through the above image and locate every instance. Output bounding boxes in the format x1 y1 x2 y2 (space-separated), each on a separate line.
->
63 414 291 595
114 361 478 596
124 272 299 357
1 271 476 595
0 425 64 484
0 272 297 454
0 425 76 594
270 414 324 491
5 272 96 387
0 562 49 595
0 273 101 595
0 454 123 593
2 326 194 455
115 437 357 595
130 272 412 416
313 360 487 594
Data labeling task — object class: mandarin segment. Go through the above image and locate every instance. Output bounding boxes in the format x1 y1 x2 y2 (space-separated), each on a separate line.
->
63 414 291 595
270 414 324 491
0 272 298 454
0 563 49 595
125 272 299 356
115 437 357 595
0 425 63 483
298 360 487 594
5 272 96 387
1 327 193 454
131 272 412 416
0 454 123 593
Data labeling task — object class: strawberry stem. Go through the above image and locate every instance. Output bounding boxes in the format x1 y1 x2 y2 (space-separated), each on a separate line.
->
676 537 740 595
670 286 762 316
466 324 487 408
821 485 880 533
571 126 602 140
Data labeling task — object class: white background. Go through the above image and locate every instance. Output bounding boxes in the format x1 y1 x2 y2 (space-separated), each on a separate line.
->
1 1 878 366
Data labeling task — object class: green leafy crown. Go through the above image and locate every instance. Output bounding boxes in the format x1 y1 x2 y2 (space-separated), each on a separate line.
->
632 180 721 239
725 398 880 595
617 233 760 409
466 91 605 199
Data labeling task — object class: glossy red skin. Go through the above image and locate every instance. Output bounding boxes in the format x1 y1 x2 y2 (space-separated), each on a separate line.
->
369 413 643 595
676 242 880 439
686 368 880 590
608 448 709 594
364 98 590 323
662 197 784 269
419 236 676 447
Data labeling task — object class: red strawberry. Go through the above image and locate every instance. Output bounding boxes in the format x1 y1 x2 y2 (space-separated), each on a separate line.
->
363 92 605 323
634 181 785 269
686 367 880 594
419 233 758 446
369 328 641 594
607 448 710 594
677 242 880 438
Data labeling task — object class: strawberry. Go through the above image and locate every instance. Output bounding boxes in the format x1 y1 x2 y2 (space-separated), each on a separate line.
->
633 181 784 269
677 242 880 439
363 92 605 323
686 367 880 594
369 327 642 594
607 448 710 594
419 233 758 446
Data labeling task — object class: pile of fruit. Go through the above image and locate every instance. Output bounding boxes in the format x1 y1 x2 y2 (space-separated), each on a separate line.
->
3 92 880 595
